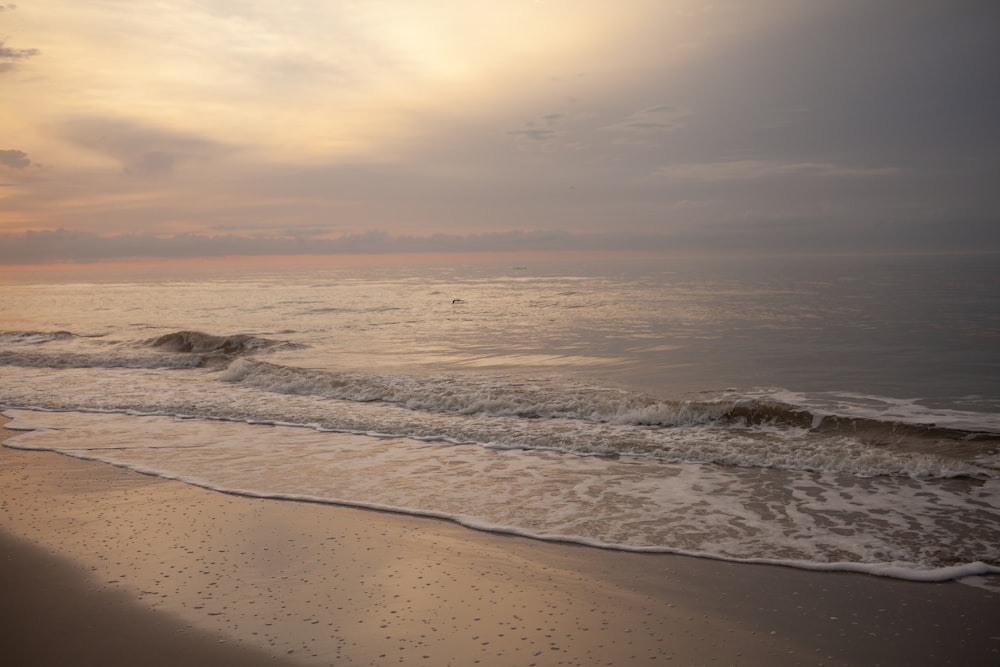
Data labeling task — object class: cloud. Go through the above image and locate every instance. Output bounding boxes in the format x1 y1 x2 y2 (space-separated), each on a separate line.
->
599 105 692 142
507 113 565 148
127 151 177 177
2 1 998 259
664 1 1000 168
507 128 557 142
0 38 39 72
654 160 899 182
0 5 38 72
2 218 996 265
0 228 668 264
0 149 31 169
59 117 233 176
667 216 1000 254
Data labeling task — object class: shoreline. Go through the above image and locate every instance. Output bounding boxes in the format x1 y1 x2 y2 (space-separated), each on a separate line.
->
2 418 998 665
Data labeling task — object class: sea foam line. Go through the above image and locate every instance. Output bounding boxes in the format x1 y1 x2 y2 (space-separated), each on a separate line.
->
3 412 999 585
6 438 1000 584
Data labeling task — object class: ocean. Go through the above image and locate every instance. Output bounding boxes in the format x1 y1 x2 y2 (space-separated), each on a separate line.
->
2 252 998 584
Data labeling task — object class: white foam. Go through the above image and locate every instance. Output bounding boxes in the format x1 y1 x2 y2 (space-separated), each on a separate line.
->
2 366 992 480
748 388 1000 433
5 409 998 583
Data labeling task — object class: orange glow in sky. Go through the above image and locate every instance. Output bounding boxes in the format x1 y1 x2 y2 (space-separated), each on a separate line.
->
1 1 997 263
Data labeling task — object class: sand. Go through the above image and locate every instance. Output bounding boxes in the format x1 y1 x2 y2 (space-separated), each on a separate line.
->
1 417 997 666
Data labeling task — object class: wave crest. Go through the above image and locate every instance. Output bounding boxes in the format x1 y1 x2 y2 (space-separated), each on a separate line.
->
0 330 80 345
216 358 998 478
146 331 294 356
0 330 300 370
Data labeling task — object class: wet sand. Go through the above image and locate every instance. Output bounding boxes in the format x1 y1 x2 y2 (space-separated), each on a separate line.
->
2 418 997 666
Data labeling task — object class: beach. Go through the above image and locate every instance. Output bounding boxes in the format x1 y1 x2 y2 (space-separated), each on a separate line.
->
1 418 997 666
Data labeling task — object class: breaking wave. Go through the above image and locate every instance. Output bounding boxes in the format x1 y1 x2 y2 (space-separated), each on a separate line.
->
0 330 85 345
219 358 1000 437
145 331 294 356
211 358 999 479
3 332 997 481
0 330 301 370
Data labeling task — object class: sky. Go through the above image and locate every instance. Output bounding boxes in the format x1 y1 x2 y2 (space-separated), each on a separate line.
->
1 0 998 263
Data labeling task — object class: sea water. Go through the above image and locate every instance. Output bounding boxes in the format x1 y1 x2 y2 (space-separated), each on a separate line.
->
1 252 998 582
